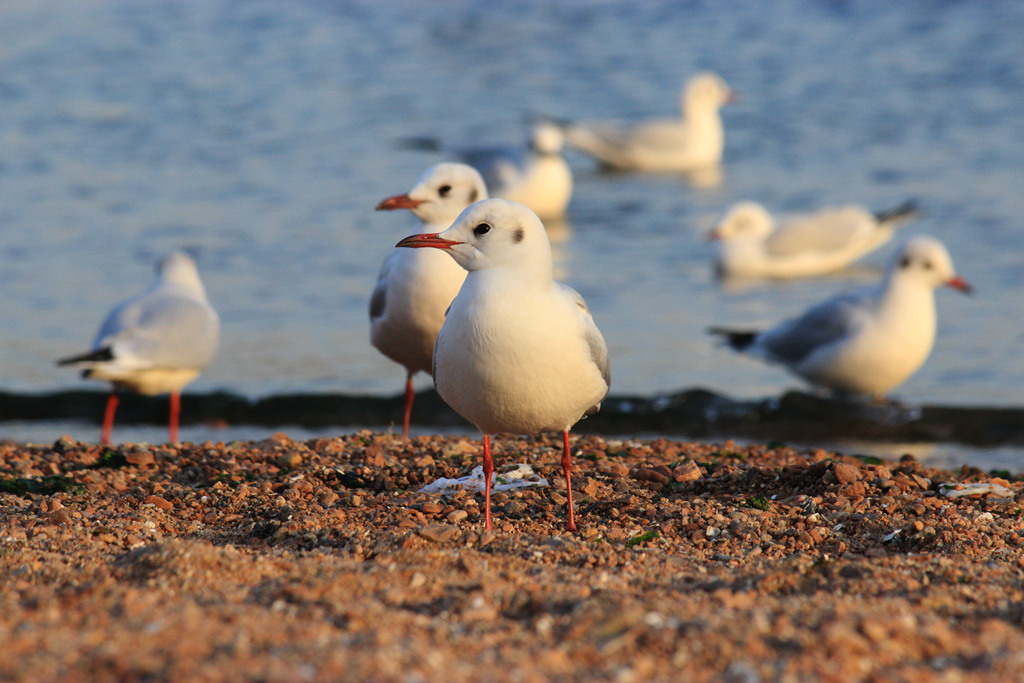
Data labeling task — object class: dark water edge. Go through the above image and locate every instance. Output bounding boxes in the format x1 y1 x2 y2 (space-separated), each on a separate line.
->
2 388 1023 448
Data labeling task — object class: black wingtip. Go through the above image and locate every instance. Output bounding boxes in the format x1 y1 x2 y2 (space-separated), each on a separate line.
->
708 327 759 351
873 199 919 225
395 136 443 152
56 346 114 366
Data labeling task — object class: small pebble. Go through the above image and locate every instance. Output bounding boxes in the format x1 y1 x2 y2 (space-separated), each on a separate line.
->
145 495 174 511
447 510 468 524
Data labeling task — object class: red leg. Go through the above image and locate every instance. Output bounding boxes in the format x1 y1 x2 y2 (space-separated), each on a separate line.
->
562 430 577 533
169 392 181 443
101 392 119 446
402 374 415 440
482 434 494 531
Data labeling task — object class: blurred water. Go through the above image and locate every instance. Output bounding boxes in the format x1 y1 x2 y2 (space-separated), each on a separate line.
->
1 1 1022 422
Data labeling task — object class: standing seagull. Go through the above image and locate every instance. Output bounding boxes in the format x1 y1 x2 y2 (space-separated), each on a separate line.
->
709 200 918 279
458 122 573 221
397 199 610 532
562 71 736 172
57 251 220 444
372 163 488 438
710 236 970 399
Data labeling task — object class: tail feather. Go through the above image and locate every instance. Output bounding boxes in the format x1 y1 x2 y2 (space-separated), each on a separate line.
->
708 327 759 351
873 199 919 226
57 346 114 366
395 136 443 152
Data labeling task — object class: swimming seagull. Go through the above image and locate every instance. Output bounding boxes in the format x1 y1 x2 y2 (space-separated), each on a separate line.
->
372 163 488 438
709 200 919 279
57 252 220 444
562 71 736 172
458 122 573 221
397 198 610 532
710 236 970 400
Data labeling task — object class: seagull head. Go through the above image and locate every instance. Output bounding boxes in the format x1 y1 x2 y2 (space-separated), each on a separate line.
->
156 251 205 293
890 235 972 294
684 72 737 113
708 201 773 242
376 162 488 228
396 198 552 275
528 122 565 156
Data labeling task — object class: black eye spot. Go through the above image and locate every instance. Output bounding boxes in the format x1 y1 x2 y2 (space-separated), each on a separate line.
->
468 188 478 203
473 223 491 236
900 256 911 268
513 228 525 243
922 260 933 270
438 185 451 197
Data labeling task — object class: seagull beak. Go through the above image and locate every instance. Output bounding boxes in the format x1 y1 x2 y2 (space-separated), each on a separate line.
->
706 227 723 242
725 89 740 105
396 233 463 250
376 194 426 211
946 276 973 294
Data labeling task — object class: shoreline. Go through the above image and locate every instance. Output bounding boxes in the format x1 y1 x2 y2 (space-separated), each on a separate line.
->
4 387 1024 448
1 432 1023 680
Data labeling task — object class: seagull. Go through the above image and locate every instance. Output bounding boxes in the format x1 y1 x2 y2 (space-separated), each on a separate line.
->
709 200 919 279
562 71 736 172
710 236 970 400
396 198 610 532
57 252 220 445
372 162 488 439
458 122 573 221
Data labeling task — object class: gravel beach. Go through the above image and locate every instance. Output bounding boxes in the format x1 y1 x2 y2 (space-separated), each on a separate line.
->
1 432 1023 681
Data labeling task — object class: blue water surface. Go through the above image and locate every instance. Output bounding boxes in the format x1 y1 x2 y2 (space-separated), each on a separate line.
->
1 0 1021 425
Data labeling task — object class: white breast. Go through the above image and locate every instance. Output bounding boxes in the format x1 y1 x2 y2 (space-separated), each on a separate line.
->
433 278 607 435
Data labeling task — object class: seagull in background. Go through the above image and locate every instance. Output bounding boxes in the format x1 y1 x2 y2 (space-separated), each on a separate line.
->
372 162 488 439
399 123 573 221
562 71 736 172
57 251 220 444
458 122 573 221
709 200 918 279
710 236 970 400
397 199 610 532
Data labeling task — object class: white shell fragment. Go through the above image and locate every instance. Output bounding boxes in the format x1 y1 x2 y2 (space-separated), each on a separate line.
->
419 464 549 495
940 482 1015 499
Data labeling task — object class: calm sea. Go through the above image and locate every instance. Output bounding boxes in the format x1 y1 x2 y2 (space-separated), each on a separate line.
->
1 1 1022 463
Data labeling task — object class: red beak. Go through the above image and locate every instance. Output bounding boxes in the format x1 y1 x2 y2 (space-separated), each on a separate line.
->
376 194 426 211
706 227 723 242
946 276 973 295
725 89 740 105
395 233 463 250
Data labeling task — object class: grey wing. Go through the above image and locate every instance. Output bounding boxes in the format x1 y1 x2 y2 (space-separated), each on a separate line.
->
368 279 387 322
764 208 869 257
93 292 147 347
757 291 869 366
558 283 611 393
625 118 690 148
563 121 628 157
369 251 399 322
98 293 220 369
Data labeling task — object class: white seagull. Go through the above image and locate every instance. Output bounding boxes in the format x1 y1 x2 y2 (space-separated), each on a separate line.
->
372 162 488 438
562 71 736 172
710 236 971 400
458 122 573 221
710 200 919 279
57 251 220 444
396 198 610 532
